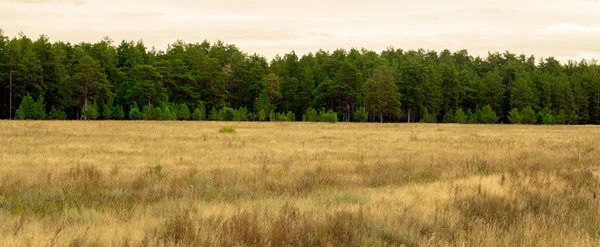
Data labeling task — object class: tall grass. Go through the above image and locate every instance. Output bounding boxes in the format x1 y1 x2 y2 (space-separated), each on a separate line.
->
0 121 599 246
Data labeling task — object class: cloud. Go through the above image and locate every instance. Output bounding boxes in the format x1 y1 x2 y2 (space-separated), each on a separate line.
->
534 23 600 35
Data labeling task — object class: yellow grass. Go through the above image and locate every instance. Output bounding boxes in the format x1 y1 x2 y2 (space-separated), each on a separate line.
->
0 121 599 246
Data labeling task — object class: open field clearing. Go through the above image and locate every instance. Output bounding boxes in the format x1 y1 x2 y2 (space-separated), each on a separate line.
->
1 121 600 246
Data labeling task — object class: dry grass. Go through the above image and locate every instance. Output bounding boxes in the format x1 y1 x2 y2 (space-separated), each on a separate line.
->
0 121 599 246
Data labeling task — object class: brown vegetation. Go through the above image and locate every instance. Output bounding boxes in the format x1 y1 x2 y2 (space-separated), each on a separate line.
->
0 121 599 246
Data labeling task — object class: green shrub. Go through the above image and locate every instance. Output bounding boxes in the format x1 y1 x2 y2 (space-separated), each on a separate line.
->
319 109 338 123
555 110 567 125
421 108 437 123
520 106 536 124
192 102 206 121
15 94 46 120
480 104 499 124
178 104 190 120
153 107 163 121
142 105 153 120
129 102 143 120
455 108 467 124
48 106 67 120
113 105 125 120
232 107 249 121
543 114 556 125
303 108 319 122
508 108 522 124
443 110 454 123
218 107 235 121
83 101 99 120
219 126 236 133
354 107 368 122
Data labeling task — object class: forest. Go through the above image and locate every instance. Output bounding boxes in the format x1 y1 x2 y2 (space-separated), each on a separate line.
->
1 29 599 124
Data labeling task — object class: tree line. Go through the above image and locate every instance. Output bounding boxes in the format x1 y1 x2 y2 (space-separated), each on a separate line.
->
1 29 600 124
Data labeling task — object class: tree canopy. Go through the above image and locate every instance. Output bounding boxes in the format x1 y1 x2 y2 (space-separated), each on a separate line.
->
1 30 600 124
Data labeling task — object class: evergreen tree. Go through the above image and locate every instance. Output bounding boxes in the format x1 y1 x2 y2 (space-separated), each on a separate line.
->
363 66 401 122
455 108 467 124
354 107 368 122
521 106 537 124
508 108 522 124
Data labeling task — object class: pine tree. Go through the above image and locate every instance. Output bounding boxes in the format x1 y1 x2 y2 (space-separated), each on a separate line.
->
178 103 190 120
455 108 467 124
508 108 522 124
520 106 537 124
480 105 499 124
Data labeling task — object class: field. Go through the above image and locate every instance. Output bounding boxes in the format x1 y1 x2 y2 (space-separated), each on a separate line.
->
1 121 600 246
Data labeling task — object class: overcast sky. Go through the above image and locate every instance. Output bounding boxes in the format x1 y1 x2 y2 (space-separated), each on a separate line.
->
1 0 599 62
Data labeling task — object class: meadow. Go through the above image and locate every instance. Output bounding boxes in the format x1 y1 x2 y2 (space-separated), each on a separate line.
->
0 121 599 246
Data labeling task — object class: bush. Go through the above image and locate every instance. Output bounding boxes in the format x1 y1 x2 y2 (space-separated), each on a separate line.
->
153 107 163 121
319 109 338 123
142 105 154 120
48 106 67 120
543 114 556 125
536 112 545 124
15 94 46 120
272 111 295 122
219 126 236 133
443 110 455 123
218 107 235 121
555 110 567 125
129 102 143 120
455 108 467 124
520 106 536 124
83 101 99 120
303 108 319 122
480 104 499 124
178 104 190 120
354 107 368 122
466 109 477 124
192 102 206 121
232 107 249 121
421 108 436 123
113 105 125 120
508 108 522 124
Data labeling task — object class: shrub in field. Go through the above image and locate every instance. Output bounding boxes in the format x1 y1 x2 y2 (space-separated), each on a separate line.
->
421 108 436 123
480 104 499 124
543 114 556 125
508 108 521 124
319 109 338 123
178 104 190 120
442 110 454 123
15 94 46 120
354 107 368 122
113 105 125 120
232 107 249 121
218 107 235 121
192 103 206 121
48 106 67 120
555 110 567 124
129 102 143 120
219 126 236 133
454 108 467 124
520 106 536 124
82 101 99 120
303 108 319 122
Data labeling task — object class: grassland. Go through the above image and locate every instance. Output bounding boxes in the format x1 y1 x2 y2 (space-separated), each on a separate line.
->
0 121 599 246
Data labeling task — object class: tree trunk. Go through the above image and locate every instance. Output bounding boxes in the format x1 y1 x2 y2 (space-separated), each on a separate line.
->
147 96 151 107
9 68 12 120
380 112 383 123
84 95 88 120
408 108 411 123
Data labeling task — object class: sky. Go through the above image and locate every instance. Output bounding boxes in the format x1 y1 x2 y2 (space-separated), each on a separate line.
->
1 0 600 62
